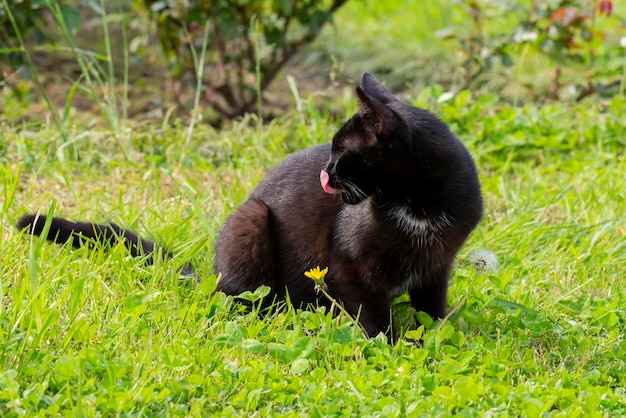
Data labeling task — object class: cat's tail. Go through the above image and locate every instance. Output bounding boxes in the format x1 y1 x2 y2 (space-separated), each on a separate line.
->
16 214 196 278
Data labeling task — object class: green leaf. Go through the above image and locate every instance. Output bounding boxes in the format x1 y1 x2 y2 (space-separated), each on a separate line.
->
290 336 316 359
267 342 292 363
450 331 466 348
215 322 245 347
423 332 441 357
242 338 265 354
53 355 79 377
264 26 286 47
290 358 309 374
439 324 455 341
79 0 103 15
405 326 424 341
330 325 355 344
491 298 539 315
276 0 293 15
501 53 514 67
236 285 270 303
59 5 83 34
0 370 19 394
415 311 434 328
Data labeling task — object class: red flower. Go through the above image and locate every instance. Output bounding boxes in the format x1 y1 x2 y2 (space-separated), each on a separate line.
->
598 0 613 16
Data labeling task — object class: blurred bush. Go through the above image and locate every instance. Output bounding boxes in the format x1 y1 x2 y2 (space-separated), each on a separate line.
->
0 0 82 84
446 0 623 100
1 0 623 123
140 0 347 118
1 0 346 121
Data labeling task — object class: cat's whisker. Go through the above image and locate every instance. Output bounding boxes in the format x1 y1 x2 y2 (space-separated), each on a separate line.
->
340 179 367 203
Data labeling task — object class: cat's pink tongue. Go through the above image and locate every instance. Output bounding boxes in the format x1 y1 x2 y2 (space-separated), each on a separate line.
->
320 170 337 194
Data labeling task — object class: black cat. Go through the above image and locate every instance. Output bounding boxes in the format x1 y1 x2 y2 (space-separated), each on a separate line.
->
17 73 483 337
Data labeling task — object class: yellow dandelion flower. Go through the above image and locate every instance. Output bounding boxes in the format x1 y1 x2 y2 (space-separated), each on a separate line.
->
304 266 329 292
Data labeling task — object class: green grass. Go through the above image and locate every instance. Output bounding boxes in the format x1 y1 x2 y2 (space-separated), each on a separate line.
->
1 0 626 415
1 87 625 415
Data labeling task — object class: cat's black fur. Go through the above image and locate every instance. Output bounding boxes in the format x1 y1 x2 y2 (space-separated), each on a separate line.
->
17 73 482 337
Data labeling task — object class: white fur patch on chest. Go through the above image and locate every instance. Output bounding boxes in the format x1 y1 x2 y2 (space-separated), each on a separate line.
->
387 206 453 246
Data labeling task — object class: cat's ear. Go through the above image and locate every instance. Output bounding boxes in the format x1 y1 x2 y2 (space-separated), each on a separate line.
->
361 73 396 104
356 86 398 137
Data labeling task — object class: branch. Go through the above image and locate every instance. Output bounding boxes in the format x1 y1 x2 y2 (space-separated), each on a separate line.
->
261 0 348 91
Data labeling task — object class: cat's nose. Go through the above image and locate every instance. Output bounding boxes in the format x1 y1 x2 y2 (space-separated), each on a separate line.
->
323 158 333 173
